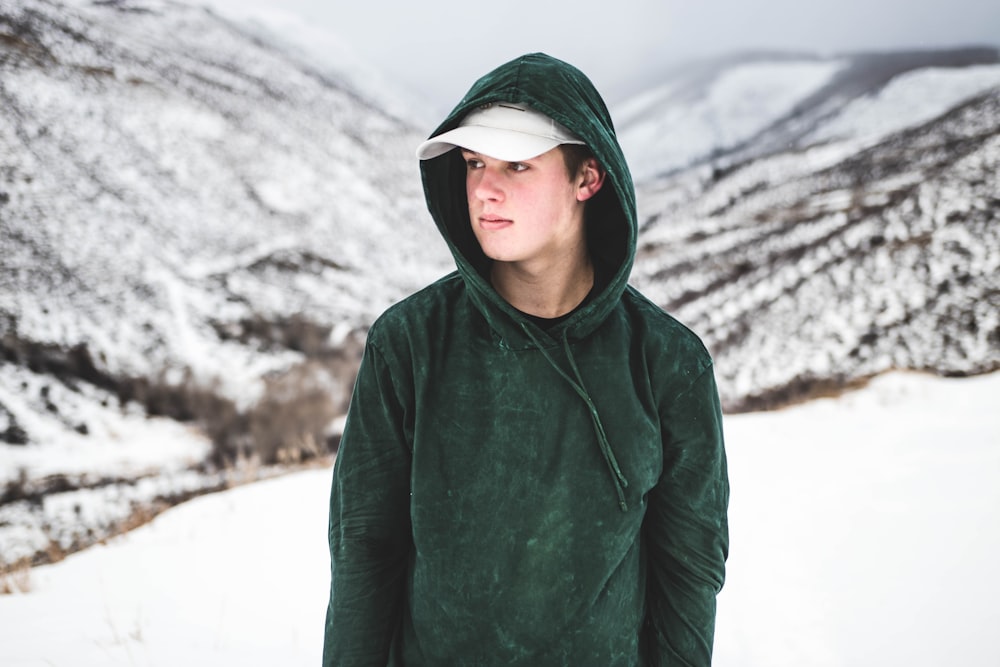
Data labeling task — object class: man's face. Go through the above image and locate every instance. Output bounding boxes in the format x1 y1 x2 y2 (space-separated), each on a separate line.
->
463 147 591 271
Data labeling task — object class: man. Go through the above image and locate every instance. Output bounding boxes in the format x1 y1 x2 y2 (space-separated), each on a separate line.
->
324 53 729 666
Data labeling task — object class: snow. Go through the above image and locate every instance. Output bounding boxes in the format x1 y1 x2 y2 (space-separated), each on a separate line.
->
0 365 210 486
2 371 997 666
0 469 331 666
617 60 846 180
716 371 1000 667
618 56 1000 186
187 0 436 125
808 64 1000 144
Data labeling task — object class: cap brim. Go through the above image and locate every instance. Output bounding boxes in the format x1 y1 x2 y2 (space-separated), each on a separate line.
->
415 126 563 162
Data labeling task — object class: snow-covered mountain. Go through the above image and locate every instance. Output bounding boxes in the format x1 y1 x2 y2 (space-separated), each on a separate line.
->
617 48 1000 180
1 0 449 453
1 0 452 567
619 49 1000 410
1 0 998 570
2 0 446 374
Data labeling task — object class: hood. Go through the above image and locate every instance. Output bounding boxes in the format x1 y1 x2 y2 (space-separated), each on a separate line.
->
419 52 637 347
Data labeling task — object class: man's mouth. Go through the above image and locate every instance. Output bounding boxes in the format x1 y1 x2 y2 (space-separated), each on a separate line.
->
479 215 512 229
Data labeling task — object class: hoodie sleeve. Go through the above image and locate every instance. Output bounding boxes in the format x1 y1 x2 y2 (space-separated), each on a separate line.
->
645 362 729 666
323 338 412 667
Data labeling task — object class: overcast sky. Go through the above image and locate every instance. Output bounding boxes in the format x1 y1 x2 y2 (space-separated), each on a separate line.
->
208 0 1000 114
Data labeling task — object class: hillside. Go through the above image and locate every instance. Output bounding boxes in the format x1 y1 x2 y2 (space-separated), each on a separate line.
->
616 48 1000 179
619 50 1000 410
1 0 449 448
0 0 450 569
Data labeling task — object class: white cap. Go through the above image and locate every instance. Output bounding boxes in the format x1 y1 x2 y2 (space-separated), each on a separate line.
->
416 102 585 161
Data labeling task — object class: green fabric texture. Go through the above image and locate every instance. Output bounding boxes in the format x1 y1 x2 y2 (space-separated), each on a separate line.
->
324 53 729 666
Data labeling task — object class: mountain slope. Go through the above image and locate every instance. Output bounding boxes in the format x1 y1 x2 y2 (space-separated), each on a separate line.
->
1 0 451 568
1 0 449 439
617 48 1000 180
627 63 1000 409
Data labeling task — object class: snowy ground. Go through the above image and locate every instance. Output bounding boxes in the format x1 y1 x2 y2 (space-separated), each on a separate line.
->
715 371 1000 667
0 371 997 666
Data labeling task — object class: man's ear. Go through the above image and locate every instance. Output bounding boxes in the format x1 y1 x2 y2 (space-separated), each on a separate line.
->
576 158 606 202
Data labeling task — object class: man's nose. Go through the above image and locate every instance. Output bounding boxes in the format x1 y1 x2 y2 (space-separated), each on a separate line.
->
473 168 504 201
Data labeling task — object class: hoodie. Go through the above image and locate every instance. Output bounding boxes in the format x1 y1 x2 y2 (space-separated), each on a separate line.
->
324 53 729 666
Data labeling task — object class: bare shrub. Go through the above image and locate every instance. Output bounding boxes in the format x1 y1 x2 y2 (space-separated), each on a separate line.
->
121 360 354 468
726 373 873 413
196 318 365 464
212 313 339 357
0 559 32 595
247 362 340 465
0 405 29 445
115 370 247 467
3 315 364 470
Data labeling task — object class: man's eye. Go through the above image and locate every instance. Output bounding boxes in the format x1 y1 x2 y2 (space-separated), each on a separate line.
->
466 158 484 169
510 162 528 172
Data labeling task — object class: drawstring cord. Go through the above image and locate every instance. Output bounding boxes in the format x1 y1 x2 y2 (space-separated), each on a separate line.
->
518 322 630 512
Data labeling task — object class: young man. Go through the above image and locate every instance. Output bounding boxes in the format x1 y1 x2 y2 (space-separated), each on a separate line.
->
324 53 729 666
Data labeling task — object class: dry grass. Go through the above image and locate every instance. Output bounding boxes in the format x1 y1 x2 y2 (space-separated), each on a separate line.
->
726 373 875 413
0 559 32 595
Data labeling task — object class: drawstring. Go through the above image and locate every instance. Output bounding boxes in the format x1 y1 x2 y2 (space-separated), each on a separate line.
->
518 322 630 512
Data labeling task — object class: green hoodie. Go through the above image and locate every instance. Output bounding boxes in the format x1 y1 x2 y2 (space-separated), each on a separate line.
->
324 53 728 666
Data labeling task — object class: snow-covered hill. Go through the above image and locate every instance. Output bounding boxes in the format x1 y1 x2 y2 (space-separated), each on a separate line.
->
0 0 450 568
1 0 446 377
617 49 1000 180
620 50 1000 410
0 1 450 441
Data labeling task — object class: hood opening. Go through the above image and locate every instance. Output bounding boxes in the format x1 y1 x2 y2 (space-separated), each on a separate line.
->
584 183 628 280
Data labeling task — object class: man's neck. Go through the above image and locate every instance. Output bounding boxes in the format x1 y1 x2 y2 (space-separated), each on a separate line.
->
490 255 595 319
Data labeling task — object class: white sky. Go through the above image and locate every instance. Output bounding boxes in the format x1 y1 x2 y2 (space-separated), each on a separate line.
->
211 0 1000 113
